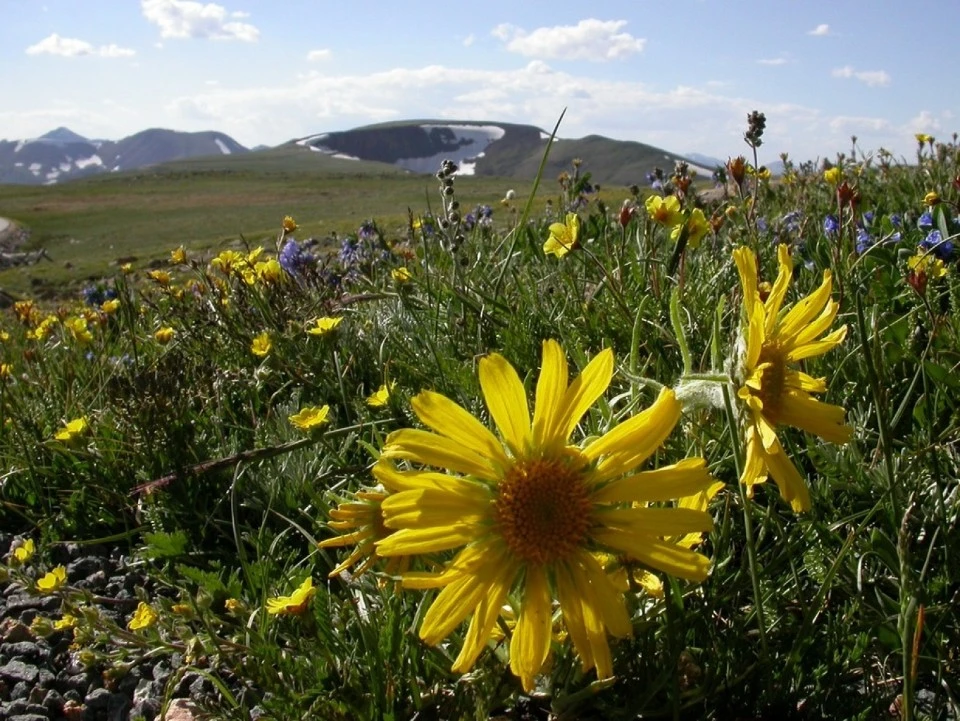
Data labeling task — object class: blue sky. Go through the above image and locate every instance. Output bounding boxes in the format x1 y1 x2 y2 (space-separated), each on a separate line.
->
2 0 958 164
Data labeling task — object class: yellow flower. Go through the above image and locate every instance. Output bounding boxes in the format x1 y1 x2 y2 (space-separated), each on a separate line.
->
319 490 409 577
37 565 68 593
670 208 710 249
11 538 35 565
0 363 13 379
924 191 940 206
224 598 244 613
120 262 133 274
101 299 121 315
171 603 193 617
128 602 159 631
55 417 89 442
907 250 948 279
733 245 852 512
154 327 175 344
211 250 245 275
266 577 316 615
542 213 580 258
391 267 412 283
374 340 716 691
307 316 343 336
13 300 36 323
757 167 771 181
255 258 284 284
0 330 10 342
251 332 272 357
147 270 171 286
288 405 330 431
645 195 682 227
170 246 188 265
27 316 58 342
366 382 395 408
282 216 298 234
53 614 78 631
915 133 933 144
64 317 93 345
823 167 841 186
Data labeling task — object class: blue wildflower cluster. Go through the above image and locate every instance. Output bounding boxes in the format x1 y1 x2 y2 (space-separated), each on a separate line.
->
278 238 317 279
920 229 955 260
823 215 839 236
82 284 118 307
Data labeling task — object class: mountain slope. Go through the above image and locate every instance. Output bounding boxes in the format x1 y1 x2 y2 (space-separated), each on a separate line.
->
0 128 249 185
293 120 712 185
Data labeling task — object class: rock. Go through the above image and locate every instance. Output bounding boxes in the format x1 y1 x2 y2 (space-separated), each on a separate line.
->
0 620 34 644
84 686 112 712
162 698 200 721
7 714 52 721
1 641 45 661
0 659 39 684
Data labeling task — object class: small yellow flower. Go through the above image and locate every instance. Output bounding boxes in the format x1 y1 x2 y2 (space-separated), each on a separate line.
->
915 133 933 145
908 250 948 279
0 363 13 379
13 300 36 323
100 299 121 315
11 538 35 565
542 212 580 258
366 382 395 408
171 246 188 265
27 316 58 342
823 167 841 186
282 216 298 234
37 565 68 593
266 577 315 615
0 330 10 342
211 250 245 275
251 332 272 357
645 195 683 227
288 405 331 431
670 208 710 249
55 417 89 442
54 614 78 631
147 270 171 286
256 258 284 284
307 316 343 336
924 191 940 206
391 267 412 283
120 262 133 274
319 490 409 577
224 598 244 613
154 327 175 345
128 602 159 631
757 166 771 181
171 603 193 617
64 317 93 345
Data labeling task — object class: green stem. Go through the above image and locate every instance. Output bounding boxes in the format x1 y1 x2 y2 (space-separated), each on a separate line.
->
721 384 769 661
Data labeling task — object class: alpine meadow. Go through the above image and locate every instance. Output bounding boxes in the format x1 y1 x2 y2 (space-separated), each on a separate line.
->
1 113 959 721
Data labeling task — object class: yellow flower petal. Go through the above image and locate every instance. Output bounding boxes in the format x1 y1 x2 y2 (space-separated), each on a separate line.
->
478 352 531 457
510 564 552 691
410 391 509 469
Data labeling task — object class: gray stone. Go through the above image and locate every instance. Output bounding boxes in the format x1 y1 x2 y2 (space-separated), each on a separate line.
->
0 659 39 683
8 714 52 721
84 686 112 712
1 642 44 661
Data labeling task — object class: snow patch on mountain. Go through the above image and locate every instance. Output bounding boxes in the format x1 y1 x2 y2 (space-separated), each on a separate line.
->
394 124 506 175
215 139 231 155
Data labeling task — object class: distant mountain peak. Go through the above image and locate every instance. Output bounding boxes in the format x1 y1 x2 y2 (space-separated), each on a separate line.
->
38 127 89 145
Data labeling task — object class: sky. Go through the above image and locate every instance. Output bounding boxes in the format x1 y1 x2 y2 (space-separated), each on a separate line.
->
2 0 958 165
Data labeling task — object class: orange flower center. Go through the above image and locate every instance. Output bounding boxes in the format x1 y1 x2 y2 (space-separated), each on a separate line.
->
494 458 593 566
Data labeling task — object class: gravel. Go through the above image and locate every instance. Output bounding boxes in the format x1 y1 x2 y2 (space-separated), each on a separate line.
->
0 533 244 720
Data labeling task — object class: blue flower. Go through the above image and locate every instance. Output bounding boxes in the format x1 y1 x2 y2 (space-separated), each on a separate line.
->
856 228 874 254
883 232 902 245
890 214 902 228
756 217 768 233
919 212 934 230
279 238 316 278
921 229 954 260
780 211 802 234
357 221 377 242
823 215 839 236
863 211 875 226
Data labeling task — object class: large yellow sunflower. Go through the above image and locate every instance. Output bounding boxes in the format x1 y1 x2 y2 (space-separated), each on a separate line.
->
373 340 717 691
733 245 852 512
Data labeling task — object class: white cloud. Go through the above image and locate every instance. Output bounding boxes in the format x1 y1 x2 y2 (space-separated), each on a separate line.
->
908 110 942 133
141 0 259 41
828 115 891 132
462 33 475 47
25 33 135 58
757 57 787 66
832 66 891 87
306 48 331 61
808 23 830 36
492 19 645 61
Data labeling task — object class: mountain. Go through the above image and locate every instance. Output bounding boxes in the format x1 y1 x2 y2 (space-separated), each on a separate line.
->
291 120 715 186
684 152 725 171
0 128 249 185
